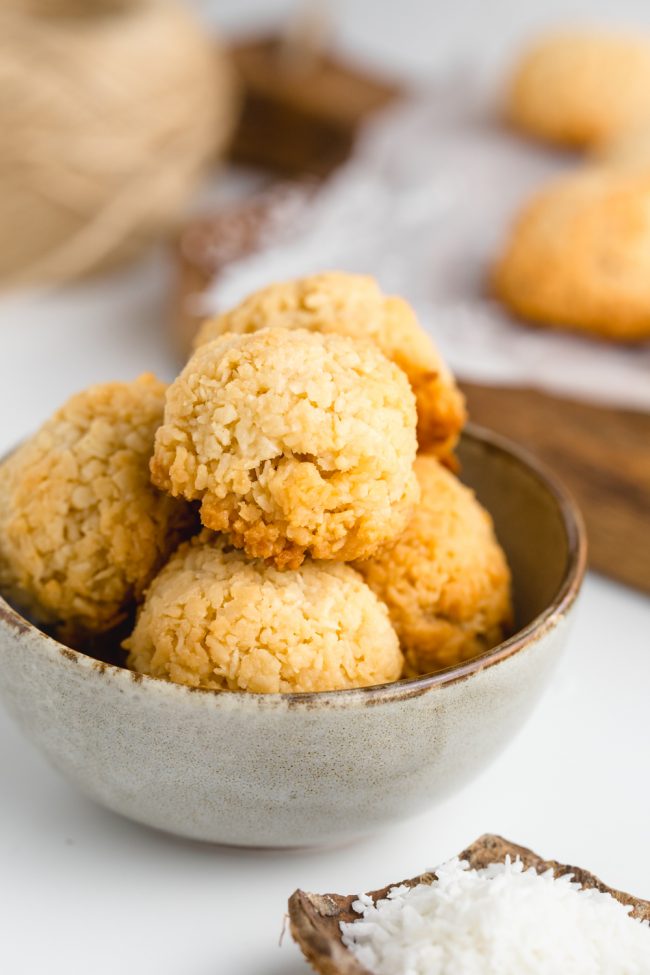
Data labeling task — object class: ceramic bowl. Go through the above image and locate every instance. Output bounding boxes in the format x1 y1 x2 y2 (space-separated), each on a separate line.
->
0 426 586 848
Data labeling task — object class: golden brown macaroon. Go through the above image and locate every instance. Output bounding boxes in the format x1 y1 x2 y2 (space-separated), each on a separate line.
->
506 29 650 148
151 327 419 569
194 272 466 457
491 166 650 341
0 375 194 639
354 454 512 675
124 532 403 694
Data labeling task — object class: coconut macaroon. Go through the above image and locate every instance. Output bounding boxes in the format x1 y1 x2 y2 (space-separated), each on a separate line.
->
506 30 650 149
354 454 512 676
491 167 650 341
194 272 466 457
125 533 403 694
0 375 194 639
151 327 420 569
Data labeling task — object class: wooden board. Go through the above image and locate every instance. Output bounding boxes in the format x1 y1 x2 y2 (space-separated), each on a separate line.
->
228 36 400 176
461 382 650 594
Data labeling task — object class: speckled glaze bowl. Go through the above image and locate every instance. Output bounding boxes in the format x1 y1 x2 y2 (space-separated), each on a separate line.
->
0 426 586 848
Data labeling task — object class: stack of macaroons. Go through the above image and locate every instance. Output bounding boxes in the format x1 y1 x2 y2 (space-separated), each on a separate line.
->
0 272 512 694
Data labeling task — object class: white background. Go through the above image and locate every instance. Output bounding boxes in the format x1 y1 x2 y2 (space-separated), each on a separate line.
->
0 2 649 973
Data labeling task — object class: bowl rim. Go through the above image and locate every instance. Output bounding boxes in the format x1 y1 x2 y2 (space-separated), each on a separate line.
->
0 424 587 710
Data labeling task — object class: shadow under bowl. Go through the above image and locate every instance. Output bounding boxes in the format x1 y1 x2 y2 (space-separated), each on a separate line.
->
0 425 586 847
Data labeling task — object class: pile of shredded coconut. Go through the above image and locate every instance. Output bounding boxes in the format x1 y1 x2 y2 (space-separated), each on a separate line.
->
340 856 650 975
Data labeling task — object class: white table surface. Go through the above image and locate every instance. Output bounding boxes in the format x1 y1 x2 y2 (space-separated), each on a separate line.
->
1 2 650 972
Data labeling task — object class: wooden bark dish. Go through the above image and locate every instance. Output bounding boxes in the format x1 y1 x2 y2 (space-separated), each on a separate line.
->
288 833 650 975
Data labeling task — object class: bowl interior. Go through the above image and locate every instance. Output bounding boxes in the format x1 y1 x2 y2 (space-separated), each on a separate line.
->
458 426 577 632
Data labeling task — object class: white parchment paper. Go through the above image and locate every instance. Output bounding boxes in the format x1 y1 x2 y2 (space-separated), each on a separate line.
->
203 79 650 412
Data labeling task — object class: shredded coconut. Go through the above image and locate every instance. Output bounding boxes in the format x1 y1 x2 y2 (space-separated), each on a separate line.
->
340 856 650 975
